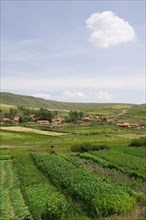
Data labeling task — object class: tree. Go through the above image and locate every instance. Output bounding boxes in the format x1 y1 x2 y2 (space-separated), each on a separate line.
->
19 116 28 123
66 111 84 123
9 108 17 118
35 108 53 123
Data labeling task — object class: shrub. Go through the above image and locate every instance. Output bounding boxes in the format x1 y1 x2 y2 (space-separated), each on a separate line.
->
71 142 110 152
129 137 146 147
0 155 11 160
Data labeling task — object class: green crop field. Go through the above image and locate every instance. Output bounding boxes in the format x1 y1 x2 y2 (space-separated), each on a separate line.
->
0 93 146 219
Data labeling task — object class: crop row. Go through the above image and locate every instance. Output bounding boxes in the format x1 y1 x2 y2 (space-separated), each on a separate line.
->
0 159 31 220
68 155 146 199
92 150 146 173
14 154 70 220
112 146 146 158
93 150 146 179
79 152 146 181
32 153 135 217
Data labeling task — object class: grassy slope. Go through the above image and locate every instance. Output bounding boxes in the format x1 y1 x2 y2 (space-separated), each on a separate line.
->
0 92 134 113
125 104 146 118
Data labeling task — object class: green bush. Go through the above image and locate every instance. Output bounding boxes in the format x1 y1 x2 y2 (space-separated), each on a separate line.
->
129 137 146 147
71 142 110 152
0 155 11 160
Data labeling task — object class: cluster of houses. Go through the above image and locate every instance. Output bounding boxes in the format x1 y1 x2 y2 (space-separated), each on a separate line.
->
1 115 145 129
1 117 20 123
37 116 64 125
0 116 64 125
116 122 145 129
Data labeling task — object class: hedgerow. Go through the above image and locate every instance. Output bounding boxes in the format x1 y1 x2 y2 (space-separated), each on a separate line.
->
129 136 146 147
71 142 110 152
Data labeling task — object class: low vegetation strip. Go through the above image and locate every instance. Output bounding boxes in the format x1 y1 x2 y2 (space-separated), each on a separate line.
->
92 150 146 175
32 153 135 218
68 155 146 199
79 152 146 181
0 126 65 136
14 154 70 220
0 160 31 219
129 136 146 147
113 146 146 158
0 154 11 160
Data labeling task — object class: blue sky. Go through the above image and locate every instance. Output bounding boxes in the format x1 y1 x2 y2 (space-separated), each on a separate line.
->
1 0 145 103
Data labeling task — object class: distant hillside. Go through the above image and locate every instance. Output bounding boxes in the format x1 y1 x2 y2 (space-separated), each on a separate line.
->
0 92 134 114
125 103 146 118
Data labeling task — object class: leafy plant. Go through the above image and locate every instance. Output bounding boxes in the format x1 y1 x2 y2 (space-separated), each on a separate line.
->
25 183 70 220
71 142 110 152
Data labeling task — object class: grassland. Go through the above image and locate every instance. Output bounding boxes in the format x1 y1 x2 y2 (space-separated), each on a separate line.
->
0 92 134 113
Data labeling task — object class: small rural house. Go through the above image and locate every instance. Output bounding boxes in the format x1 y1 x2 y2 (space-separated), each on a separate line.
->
52 116 64 124
37 120 50 125
1 117 11 122
116 122 130 127
13 117 20 122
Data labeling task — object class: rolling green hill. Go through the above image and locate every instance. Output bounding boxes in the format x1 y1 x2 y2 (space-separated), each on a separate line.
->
125 103 146 118
0 92 135 114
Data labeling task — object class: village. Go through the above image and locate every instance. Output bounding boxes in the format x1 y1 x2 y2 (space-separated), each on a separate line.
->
0 107 145 129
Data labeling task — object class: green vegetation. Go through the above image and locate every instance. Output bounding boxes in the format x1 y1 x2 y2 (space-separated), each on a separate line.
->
65 111 84 122
92 150 146 173
0 160 31 219
79 152 146 181
129 136 146 147
126 104 146 118
0 93 146 219
68 155 146 199
0 92 133 113
71 142 110 152
25 184 70 220
90 150 146 180
14 153 70 219
0 154 11 160
32 153 135 218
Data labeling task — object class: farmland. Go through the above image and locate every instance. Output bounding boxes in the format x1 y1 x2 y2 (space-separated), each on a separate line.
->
0 94 146 219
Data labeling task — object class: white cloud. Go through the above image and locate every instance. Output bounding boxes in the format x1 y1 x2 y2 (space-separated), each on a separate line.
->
33 93 51 100
61 91 88 101
86 11 136 48
95 91 116 102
